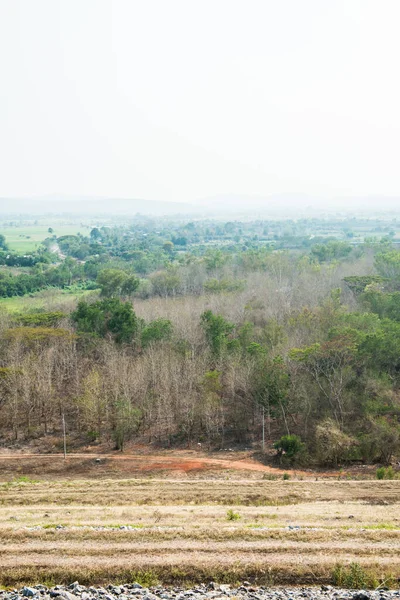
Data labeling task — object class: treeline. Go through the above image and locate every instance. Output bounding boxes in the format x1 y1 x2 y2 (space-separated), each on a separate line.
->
0 245 399 465
0 259 95 297
0 241 361 300
1 215 396 301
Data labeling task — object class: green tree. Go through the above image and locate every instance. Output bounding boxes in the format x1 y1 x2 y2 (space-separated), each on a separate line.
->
71 298 138 343
375 250 400 284
96 268 139 298
141 318 172 347
360 417 400 464
289 333 358 427
90 227 102 241
343 275 386 296
200 310 234 358
162 241 174 254
150 270 181 296
204 249 228 272
359 319 400 379
311 240 352 263
121 274 140 296
0 234 8 250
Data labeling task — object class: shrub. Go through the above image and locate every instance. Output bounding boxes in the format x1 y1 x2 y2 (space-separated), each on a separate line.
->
16 311 65 327
274 434 305 462
226 509 240 521
315 419 355 466
150 270 181 297
141 318 173 347
332 562 377 589
360 417 400 465
6 327 74 345
376 466 386 480
86 430 99 443
203 278 246 294
376 465 396 480
13 476 39 484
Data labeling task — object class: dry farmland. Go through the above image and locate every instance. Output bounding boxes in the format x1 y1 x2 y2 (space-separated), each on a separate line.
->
0 469 399 588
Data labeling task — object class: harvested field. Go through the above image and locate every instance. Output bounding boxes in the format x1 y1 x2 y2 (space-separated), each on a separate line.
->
0 476 399 587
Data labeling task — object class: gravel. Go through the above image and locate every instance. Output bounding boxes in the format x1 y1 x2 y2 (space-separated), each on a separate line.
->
6 583 399 600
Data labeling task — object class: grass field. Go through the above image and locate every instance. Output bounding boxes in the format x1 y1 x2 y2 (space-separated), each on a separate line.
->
0 224 90 252
0 462 399 588
0 288 96 313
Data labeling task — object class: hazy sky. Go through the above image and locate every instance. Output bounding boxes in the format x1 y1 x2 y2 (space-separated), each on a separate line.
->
1 0 400 204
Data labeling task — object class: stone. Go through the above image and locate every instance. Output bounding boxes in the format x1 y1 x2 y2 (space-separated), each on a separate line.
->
53 591 80 600
111 588 122 596
22 588 38 598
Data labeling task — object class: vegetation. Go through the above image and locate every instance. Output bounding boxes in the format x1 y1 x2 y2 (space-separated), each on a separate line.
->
0 477 397 587
331 562 378 589
0 213 399 469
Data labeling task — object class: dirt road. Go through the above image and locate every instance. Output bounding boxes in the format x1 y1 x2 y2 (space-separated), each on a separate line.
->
0 451 331 478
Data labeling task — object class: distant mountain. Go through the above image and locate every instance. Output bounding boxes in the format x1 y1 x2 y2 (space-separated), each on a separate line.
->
197 194 400 215
0 195 199 216
329 195 400 211
1 193 399 217
197 193 318 214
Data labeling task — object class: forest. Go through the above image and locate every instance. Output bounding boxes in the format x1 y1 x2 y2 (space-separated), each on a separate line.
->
0 215 400 467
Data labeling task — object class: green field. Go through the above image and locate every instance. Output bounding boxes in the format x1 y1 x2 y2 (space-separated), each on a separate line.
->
0 223 91 252
0 288 96 313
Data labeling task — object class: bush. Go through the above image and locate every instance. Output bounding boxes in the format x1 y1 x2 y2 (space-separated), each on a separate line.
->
376 465 396 480
274 434 305 462
360 417 400 465
376 466 386 480
16 311 65 327
315 419 355 466
203 278 246 294
226 509 240 521
262 473 278 480
86 430 99 442
332 562 377 589
141 318 173 348
386 465 396 479
150 270 181 297
6 327 74 345
282 473 290 480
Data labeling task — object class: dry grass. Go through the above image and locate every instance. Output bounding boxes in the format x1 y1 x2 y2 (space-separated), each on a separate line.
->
0 478 399 587
0 477 399 505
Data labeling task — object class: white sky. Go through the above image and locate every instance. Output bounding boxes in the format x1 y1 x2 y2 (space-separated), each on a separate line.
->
1 0 400 203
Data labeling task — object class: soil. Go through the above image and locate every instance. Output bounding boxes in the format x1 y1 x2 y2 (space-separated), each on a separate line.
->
0 445 381 479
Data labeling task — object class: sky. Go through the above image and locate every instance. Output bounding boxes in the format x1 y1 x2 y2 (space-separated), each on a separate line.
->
1 0 400 205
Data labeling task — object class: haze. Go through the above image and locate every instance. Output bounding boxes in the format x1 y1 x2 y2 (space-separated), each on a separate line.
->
1 0 400 210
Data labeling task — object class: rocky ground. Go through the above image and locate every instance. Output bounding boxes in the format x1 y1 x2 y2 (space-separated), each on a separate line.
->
5 584 400 600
